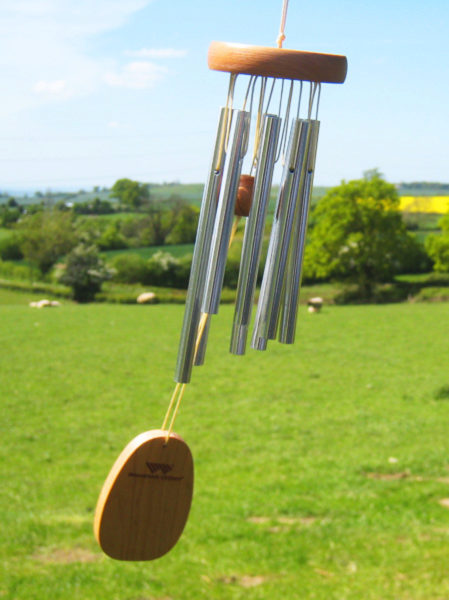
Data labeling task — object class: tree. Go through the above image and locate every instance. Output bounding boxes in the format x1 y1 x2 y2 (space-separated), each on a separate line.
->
166 204 199 244
110 178 149 209
425 212 449 273
97 222 128 250
16 210 77 274
0 202 22 227
142 206 172 245
304 172 423 298
59 244 113 302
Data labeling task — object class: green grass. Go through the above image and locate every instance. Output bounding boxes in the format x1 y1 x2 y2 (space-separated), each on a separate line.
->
151 183 204 205
0 288 69 305
403 212 441 244
79 211 141 221
103 243 195 261
2 302 449 599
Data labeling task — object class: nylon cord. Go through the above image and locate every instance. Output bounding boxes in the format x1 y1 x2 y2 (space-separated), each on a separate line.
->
162 215 241 438
277 0 289 48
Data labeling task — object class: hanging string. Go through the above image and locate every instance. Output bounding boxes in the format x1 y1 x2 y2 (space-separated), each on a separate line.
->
215 73 237 171
315 83 322 120
229 215 242 248
275 79 295 163
165 384 187 441
162 213 242 440
251 78 268 168
264 78 277 114
161 383 183 432
277 0 289 48
296 81 304 119
242 76 256 111
307 82 319 120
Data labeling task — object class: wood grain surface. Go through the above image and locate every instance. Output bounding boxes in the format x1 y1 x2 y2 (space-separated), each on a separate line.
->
208 41 347 83
94 430 194 561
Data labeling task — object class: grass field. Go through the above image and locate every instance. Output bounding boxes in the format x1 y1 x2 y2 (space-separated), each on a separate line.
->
103 243 195 261
2 301 449 599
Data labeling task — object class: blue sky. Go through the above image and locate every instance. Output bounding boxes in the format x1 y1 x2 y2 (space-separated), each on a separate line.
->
0 0 448 192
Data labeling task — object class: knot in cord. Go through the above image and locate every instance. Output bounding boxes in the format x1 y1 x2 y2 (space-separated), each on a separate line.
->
277 33 286 48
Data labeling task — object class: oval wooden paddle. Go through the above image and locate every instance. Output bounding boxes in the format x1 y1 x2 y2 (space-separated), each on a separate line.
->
94 430 193 561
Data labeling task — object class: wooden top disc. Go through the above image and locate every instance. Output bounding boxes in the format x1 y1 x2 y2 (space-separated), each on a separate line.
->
208 41 347 83
94 430 193 561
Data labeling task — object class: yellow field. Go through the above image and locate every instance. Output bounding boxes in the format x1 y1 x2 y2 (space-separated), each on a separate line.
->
400 196 449 214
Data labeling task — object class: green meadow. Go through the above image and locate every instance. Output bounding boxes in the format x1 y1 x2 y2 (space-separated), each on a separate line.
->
2 300 449 599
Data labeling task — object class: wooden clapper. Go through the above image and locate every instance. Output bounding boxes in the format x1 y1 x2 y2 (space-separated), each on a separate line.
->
94 1 347 561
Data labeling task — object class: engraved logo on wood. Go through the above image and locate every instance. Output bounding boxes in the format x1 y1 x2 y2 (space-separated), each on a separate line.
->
146 462 173 474
128 461 183 481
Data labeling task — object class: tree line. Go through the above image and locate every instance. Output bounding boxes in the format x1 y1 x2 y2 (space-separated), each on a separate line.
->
0 179 199 264
1 173 449 302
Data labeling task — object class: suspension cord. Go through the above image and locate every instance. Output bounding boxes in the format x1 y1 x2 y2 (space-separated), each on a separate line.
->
277 0 289 48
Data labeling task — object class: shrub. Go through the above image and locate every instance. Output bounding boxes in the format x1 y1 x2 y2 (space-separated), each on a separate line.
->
398 234 433 274
111 254 148 284
97 223 128 250
412 287 449 303
172 255 192 289
59 244 113 302
16 210 77 274
223 256 241 288
143 251 180 287
334 282 410 305
426 233 449 273
0 235 23 261
0 259 38 281
0 277 70 297
166 205 199 244
424 272 449 286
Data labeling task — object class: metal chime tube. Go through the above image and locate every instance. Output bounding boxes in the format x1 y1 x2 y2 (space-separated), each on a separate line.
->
251 118 309 350
230 113 281 355
280 119 320 344
202 110 250 315
193 315 211 366
267 120 311 340
174 108 229 383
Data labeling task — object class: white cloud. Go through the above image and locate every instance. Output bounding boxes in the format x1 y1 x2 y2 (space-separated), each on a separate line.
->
125 48 188 59
0 0 156 118
33 79 69 96
104 61 167 90
1 0 152 37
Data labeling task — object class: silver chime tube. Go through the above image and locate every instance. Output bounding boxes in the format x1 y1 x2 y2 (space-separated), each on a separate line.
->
230 113 281 355
202 110 250 315
279 119 320 344
193 314 211 366
266 119 311 340
251 118 309 350
174 108 229 383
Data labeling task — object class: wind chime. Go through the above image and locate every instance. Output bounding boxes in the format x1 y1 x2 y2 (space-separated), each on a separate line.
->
94 0 347 561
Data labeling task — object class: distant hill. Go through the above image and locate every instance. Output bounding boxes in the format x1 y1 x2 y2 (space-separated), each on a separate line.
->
0 182 329 208
0 189 112 206
2 180 448 206
397 182 449 196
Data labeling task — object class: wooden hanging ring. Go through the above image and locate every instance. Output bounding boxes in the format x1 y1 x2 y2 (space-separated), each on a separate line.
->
208 41 347 84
